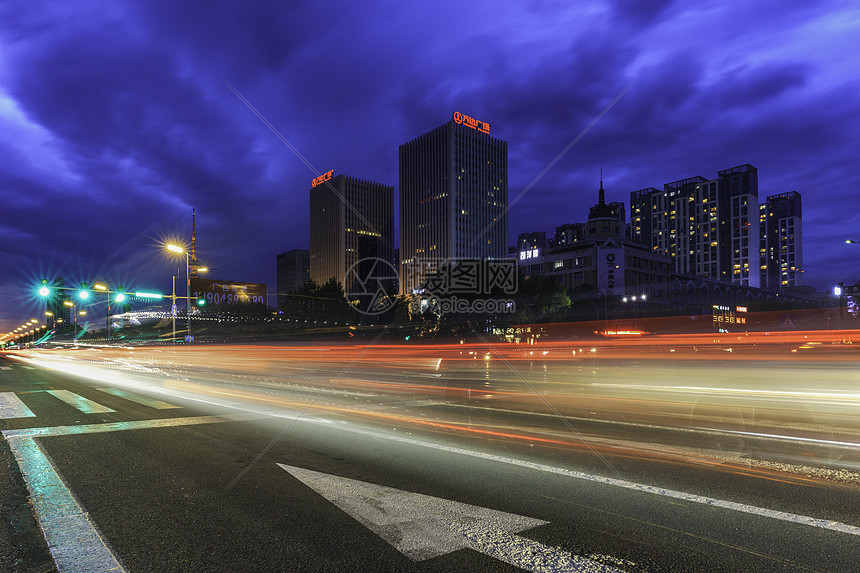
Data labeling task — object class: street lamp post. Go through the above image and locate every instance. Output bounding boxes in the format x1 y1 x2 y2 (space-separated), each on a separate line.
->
172 273 178 343
167 244 192 342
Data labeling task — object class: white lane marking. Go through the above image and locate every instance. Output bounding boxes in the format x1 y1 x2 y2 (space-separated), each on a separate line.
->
590 383 860 400
6 436 126 573
2 414 259 573
43 390 115 414
96 387 181 409
279 464 625 571
22 365 35 369
2 413 259 439
0 392 36 419
312 423 860 537
1 366 12 370
717 429 860 448
445 403 860 449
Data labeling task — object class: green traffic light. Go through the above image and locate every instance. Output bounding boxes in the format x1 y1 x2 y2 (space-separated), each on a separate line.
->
39 286 50 297
115 293 126 303
79 290 89 299
197 298 206 306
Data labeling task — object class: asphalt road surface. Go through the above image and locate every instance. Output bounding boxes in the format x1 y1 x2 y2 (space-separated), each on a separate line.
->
1 341 859 572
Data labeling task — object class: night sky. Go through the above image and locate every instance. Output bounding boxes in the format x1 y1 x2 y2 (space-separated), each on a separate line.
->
2 0 859 333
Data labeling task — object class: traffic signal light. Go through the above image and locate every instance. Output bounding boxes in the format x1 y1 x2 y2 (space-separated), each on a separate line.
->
115 293 126 303
79 283 90 300
197 298 206 306
38 279 50 297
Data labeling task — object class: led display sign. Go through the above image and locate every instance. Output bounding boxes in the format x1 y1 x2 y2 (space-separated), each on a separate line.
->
312 170 333 188
712 304 747 330
191 278 267 306
453 111 490 134
519 248 539 260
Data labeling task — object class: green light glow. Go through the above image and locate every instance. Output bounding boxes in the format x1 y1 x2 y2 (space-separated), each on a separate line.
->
134 292 163 299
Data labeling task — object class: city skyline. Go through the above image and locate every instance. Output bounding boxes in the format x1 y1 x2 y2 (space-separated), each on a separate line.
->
2 1 859 333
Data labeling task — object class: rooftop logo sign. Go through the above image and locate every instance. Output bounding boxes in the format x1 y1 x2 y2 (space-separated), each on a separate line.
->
312 170 333 188
453 112 490 135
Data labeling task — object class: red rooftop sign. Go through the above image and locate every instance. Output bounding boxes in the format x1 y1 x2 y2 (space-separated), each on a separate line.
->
453 111 490 135
312 170 333 188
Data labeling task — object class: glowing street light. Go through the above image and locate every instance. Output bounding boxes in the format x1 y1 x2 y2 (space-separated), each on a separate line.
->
166 244 192 342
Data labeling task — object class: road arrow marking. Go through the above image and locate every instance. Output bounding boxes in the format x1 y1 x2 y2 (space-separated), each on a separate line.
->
278 464 626 572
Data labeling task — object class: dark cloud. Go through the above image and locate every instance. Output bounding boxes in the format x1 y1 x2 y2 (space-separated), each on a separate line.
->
611 0 676 25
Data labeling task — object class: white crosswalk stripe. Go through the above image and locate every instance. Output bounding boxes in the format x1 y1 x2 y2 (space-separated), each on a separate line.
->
0 392 36 419
0 388 182 419
44 390 115 414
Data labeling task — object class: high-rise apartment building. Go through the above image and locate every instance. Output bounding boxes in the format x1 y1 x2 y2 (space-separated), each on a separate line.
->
629 164 760 287
554 223 584 249
517 232 547 254
309 172 394 293
399 112 508 294
759 191 802 289
276 248 310 307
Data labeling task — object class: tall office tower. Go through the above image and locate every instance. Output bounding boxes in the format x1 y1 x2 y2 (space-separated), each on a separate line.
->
759 191 802 289
45 277 70 329
399 112 508 294
276 249 310 307
309 172 395 293
629 164 760 286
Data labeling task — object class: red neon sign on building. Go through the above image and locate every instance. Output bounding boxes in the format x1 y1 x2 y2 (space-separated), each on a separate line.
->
453 111 490 135
312 170 333 188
